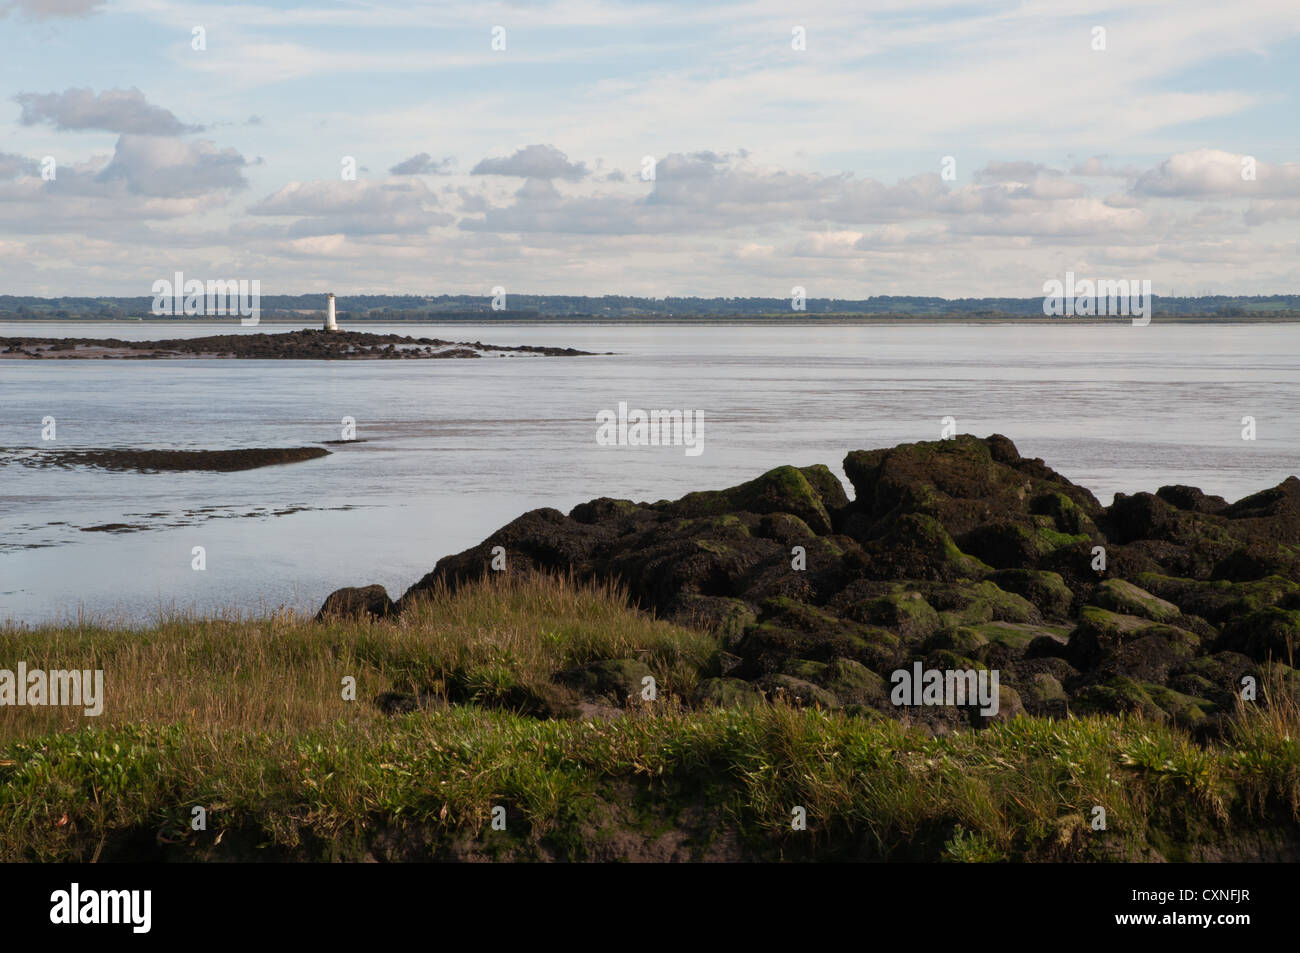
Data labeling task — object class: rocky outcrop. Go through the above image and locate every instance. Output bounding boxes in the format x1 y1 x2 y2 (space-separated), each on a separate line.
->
316 584 395 621
324 435 1300 731
0 329 594 360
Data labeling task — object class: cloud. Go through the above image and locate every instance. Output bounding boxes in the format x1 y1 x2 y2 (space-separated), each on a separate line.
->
460 154 948 236
472 144 588 181
0 153 39 179
971 162 1084 199
0 141 245 237
1134 149 1300 198
946 198 1151 239
248 178 454 236
95 135 248 197
1243 200 1300 225
389 153 455 176
3 137 1299 296
15 88 203 136
1071 156 1141 178
1 0 104 19
457 150 1174 245
974 161 1061 183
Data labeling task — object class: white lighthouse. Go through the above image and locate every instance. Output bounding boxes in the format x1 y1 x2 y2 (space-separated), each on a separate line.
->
324 293 338 331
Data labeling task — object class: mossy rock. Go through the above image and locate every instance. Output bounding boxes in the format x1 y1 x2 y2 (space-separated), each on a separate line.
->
1177 652 1259 699
925 626 990 655
1093 624 1200 683
928 580 1039 627
984 685 1026 723
756 512 817 545
666 466 833 534
568 497 643 523
756 674 841 709
920 650 986 673
556 658 652 704
1095 578 1180 623
862 513 992 581
782 658 829 682
822 658 888 706
1216 607 1300 663
846 626 904 672
1212 542 1300 582
1075 605 1151 635
965 621 1057 652
1145 683 1217 728
1068 606 1198 670
1104 492 1184 544
797 463 850 514
987 568 1074 618
734 598 895 674
1031 491 1101 537
663 513 753 539
842 435 1100 542
846 590 941 640
958 521 1052 570
1167 672 1219 703
672 594 756 643
694 677 763 708
1135 573 1298 625
1022 672 1068 717
693 538 736 556
1071 676 1165 719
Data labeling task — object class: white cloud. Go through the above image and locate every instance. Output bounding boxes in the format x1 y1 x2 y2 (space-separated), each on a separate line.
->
2 0 104 19
15 88 202 136
249 178 455 236
472 144 588 181
1134 149 1300 198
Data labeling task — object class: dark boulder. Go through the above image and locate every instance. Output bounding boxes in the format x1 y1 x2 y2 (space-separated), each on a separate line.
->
988 569 1074 619
1215 607 1300 663
1158 485 1228 514
1221 476 1300 544
316 584 395 621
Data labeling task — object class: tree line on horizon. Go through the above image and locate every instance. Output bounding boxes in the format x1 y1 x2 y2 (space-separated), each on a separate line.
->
2 292 1298 320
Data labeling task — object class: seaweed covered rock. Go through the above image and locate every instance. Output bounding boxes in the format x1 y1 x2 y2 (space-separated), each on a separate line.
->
320 434 1300 729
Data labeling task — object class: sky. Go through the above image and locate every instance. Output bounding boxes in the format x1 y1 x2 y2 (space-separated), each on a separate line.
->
1 0 1298 299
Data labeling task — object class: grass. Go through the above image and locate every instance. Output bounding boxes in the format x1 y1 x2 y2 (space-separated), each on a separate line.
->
0 573 716 737
0 574 1297 862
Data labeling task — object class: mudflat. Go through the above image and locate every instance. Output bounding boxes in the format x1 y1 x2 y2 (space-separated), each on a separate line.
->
2 446 331 472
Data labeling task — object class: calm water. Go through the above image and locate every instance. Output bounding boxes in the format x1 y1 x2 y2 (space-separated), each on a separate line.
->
2 321 1297 625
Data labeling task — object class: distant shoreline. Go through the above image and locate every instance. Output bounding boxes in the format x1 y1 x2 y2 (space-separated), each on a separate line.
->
3 314 1300 326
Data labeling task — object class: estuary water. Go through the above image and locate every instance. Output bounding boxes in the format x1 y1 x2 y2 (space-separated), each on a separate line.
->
1 321 1297 625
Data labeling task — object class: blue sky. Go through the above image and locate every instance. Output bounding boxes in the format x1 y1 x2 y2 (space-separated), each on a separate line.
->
1 0 1298 297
